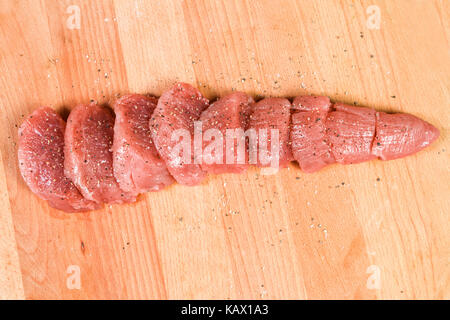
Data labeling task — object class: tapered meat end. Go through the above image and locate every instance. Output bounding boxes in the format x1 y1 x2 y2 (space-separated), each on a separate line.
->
150 83 209 186
65 103 136 204
372 112 440 160
249 98 293 168
113 94 174 194
200 92 254 174
326 103 377 164
18 107 100 212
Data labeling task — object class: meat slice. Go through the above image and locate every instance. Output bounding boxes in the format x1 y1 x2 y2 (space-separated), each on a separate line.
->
292 95 331 112
18 107 100 212
150 83 209 185
372 112 440 160
113 94 174 194
199 92 254 174
249 98 293 168
65 103 136 204
326 103 377 164
290 96 335 173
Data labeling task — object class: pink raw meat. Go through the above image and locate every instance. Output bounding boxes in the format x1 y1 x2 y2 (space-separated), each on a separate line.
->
249 98 293 168
65 103 136 204
326 103 377 164
150 83 209 185
292 95 331 112
290 96 335 173
199 92 254 174
372 112 440 160
113 94 174 194
18 107 100 212
18 83 441 213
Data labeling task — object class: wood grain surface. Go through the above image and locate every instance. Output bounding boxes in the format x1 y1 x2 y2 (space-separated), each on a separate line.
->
0 0 448 299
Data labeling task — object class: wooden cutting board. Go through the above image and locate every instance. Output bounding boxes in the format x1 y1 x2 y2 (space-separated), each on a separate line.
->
0 0 448 300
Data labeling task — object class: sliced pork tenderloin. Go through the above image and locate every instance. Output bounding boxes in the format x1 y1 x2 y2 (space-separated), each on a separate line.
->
199 92 254 174
290 96 335 173
18 107 100 212
65 103 136 204
325 103 377 164
150 83 209 186
113 94 174 194
249 97 293 168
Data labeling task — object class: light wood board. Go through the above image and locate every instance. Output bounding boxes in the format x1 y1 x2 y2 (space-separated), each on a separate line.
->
0 0 448 299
